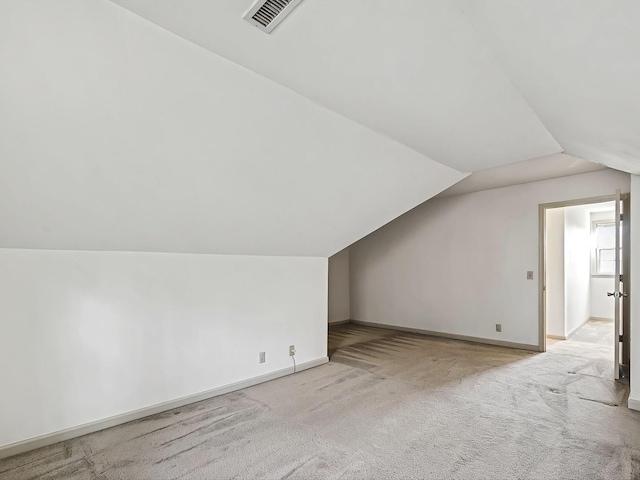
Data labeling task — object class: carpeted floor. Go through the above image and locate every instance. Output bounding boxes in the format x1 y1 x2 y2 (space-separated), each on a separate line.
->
567 318 614 346
328 323 399 356
2 322 639 480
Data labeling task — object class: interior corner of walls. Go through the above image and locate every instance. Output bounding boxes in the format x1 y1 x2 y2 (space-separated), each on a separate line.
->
328 248 351 324
349 168 631 347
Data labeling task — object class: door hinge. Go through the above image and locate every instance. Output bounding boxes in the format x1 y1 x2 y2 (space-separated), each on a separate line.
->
620 213 624 221
620 274 624 282
619 334 624 343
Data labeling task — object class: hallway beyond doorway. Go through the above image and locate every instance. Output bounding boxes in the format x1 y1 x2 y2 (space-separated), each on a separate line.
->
559 318 614 347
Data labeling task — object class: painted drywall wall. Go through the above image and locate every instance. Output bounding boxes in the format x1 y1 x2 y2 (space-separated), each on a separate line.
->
0 0 465 257
328 249 350 323
630 175 640 407
0 249 327 448
545 208 565 337
563 205 592 336
350 169 630 347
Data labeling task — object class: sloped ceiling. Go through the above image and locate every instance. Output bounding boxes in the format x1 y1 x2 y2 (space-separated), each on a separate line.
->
456 0 640 175
110 0 563 172
112 0 640 175
0 0 464 257
2 0 638 256
438 153 607 198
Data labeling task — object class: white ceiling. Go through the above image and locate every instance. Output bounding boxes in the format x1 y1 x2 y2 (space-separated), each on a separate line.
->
438 153 607 198
458 0 640 174
0 0 464 257
582 201 614 214
110 0 562 172
3 0 639 256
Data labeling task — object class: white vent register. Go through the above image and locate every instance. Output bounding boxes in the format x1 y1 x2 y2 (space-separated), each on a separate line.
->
243 0 303 33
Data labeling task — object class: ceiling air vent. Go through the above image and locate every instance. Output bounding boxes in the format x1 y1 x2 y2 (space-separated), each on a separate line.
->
243 0 303 34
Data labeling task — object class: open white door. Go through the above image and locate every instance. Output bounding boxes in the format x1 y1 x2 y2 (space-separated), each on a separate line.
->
614 190 621 380
605 190 628 380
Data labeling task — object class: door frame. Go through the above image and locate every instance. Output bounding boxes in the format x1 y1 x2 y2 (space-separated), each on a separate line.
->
538 193 627 352
622 194 631 370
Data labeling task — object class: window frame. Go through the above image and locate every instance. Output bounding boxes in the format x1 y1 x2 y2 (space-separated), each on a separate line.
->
591 219 617 277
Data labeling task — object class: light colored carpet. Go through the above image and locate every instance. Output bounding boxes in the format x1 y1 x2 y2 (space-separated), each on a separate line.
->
567 318 614 346
328 323 398 356
3 322 640 479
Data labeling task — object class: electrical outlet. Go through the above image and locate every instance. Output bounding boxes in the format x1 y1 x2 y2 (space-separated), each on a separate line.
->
527 271 534 280
259 352 265 363
289 345 296 356
496 324 502 333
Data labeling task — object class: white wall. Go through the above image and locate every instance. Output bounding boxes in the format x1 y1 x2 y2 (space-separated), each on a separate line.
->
328 249 350 323
630 175 640 407
545 208 565 337
0 249 327 448
350 170 630 347
563 205 592 335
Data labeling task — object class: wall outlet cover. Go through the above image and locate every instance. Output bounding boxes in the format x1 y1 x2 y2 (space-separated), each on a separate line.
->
527 271 534 280
259 352 266 363
496 324 502 332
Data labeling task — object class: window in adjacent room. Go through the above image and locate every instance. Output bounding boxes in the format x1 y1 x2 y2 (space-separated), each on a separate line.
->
592 220 616 276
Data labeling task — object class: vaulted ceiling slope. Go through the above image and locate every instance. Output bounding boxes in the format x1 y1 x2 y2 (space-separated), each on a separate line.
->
0 0 465 257
110 0 563 173
112 0 640 175
458 0 640 175
438 153 607 198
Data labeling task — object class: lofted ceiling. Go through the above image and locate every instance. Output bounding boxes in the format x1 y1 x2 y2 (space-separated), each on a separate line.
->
457 0 640 174
0 0 464 257
438 153 607 198
110 0 563 172
111 0 640 175
2 0 639 256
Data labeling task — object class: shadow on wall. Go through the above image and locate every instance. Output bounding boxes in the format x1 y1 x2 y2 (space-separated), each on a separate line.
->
328 248 350 324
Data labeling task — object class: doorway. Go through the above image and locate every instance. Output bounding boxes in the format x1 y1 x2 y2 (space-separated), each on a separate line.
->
539 193 630 380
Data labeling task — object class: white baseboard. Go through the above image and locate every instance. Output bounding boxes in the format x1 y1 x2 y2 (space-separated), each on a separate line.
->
628 398 640 411
546 334 567 340
328 319 351 326
590 316 614 323
565 317 593 340
0 356 328 460
547 317 612 341
350 320 539 352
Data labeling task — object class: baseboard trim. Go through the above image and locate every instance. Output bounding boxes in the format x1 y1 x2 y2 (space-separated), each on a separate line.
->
547 317 612 341
350 320 539 352
590 316 614 323
328 319 351 326
0 356 328 460
628 398 640 411
565 317 592 340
